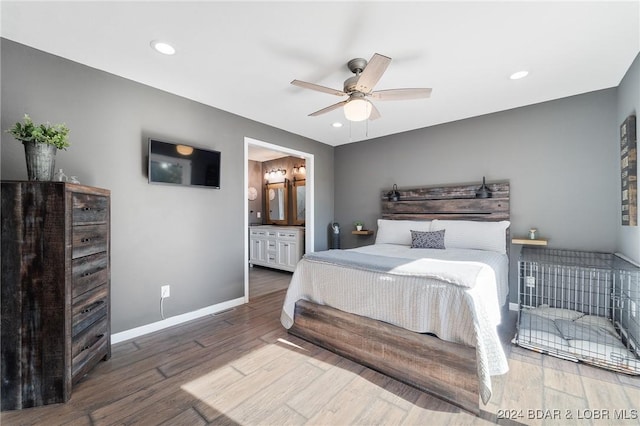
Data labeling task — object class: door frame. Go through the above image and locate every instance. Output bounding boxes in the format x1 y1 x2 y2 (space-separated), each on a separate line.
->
244 137 314 302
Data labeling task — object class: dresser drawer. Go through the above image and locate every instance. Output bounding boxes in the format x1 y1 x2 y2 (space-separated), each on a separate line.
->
72 284 108 337
72 315 108 360
72 193 108 225
72 224 108 259
277 230 299 241
72 321 109 381
72 252 109 298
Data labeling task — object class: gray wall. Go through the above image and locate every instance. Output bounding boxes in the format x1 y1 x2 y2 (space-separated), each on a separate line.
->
1 39 334 333
334 88 620 303
617 53 640 263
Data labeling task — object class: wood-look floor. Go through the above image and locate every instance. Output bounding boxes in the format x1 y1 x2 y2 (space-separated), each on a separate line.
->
3 268 640 425
248 265 292 299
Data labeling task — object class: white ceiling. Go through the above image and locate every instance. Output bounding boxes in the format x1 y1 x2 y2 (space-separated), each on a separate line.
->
1 1 639 147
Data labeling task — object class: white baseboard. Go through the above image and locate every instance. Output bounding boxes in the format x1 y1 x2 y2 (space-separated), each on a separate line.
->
111 296 245 345
509 302 518 311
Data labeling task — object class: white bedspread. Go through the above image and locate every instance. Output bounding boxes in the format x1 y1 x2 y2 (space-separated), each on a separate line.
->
280 244 510 404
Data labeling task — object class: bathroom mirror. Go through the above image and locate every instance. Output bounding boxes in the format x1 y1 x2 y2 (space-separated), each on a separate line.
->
265 181 288 225
292 179 305 225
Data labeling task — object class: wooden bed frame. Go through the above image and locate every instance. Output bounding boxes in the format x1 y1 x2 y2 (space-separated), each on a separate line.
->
288 181 510 415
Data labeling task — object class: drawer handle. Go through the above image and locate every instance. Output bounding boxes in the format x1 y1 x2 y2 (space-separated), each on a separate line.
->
81 300 105 314
83 207 92 211
81 334 105 352
81 268 103 277
283 244 289 247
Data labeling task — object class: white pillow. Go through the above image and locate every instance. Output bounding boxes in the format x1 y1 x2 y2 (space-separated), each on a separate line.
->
430 219 510 253
374 219 432 245
526 305 585 321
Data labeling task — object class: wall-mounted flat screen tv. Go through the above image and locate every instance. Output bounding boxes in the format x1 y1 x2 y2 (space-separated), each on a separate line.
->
148 138 221 189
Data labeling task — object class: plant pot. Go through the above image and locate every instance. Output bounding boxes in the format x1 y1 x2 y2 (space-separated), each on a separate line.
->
356 225 363 231
23 141 57 181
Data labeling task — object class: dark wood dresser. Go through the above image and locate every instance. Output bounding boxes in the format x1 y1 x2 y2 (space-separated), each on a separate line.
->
1 181 111 410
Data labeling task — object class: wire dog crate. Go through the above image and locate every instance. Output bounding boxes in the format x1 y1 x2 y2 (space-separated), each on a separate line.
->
513 247 640 374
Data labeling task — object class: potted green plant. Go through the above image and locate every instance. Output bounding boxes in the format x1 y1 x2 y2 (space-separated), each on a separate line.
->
354 221 364 231
6 114 70 181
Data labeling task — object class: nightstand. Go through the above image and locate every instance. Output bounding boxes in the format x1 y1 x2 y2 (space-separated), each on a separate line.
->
352 230 374 236
511 237 548 246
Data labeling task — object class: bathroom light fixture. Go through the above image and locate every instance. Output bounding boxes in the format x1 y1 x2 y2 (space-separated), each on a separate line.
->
510 70 529 80
293 165 306 174
343 96 372 122
264 168 286 180
150 40 176 55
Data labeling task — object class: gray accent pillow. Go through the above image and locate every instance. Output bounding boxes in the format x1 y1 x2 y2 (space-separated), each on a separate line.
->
410 229 446 249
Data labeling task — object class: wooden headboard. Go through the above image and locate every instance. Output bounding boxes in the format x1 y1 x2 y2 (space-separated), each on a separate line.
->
381 181 509 221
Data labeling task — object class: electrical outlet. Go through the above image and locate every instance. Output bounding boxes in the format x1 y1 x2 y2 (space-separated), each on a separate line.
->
257 212 261 219
161 285 170 298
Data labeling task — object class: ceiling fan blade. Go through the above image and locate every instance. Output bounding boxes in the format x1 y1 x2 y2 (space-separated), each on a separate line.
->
291 80 346 96
368 102 381 120
370 88 432 101
308 100 348 117
355 53 391 93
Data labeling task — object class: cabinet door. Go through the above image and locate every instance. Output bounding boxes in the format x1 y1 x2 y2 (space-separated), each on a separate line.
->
277 241 298 269
286 242 299 268
250 237 265 262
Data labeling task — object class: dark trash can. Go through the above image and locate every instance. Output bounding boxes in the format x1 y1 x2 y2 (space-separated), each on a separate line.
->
330 222 340 249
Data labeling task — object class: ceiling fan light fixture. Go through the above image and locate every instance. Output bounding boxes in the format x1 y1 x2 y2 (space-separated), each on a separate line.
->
292 53 431 122
332 122 343 128
343 98 372 122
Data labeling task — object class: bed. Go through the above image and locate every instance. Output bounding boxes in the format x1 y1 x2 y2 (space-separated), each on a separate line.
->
280 182 510 415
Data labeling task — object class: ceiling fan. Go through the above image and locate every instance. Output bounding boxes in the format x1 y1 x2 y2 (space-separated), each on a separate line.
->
291 53 432 122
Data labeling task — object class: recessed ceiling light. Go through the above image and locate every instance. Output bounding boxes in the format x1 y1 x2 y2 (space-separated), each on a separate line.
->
332 122 343 128
510 70 529 80
150 40 175 55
